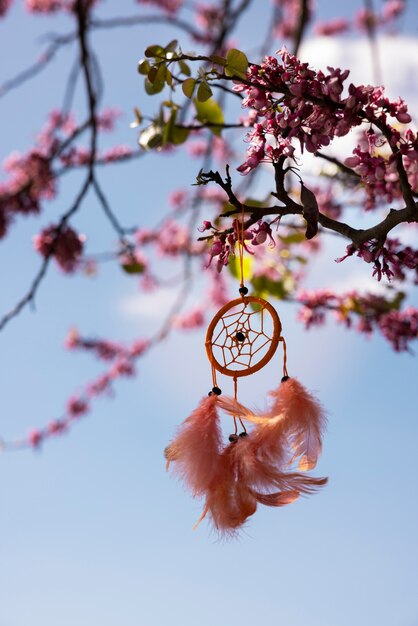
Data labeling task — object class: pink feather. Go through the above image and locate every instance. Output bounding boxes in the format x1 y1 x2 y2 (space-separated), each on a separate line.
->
250 490 300 506
269 377 327 470
166 380 327 535
202 435 327 534
203 443 257 534
218 396 291 465
164 395 223 496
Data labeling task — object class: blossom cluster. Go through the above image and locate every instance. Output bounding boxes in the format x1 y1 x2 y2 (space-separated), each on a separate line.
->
344 128 418 209
297 288 418 352
0 108 134 240
234 47 412 191
337 238 418 283
200 218 276 273
23 332 150 449
136 0 183 14
0 0 12 17
315 0 405 35
25 0 97 13
0 150 56 237
33 224 85 272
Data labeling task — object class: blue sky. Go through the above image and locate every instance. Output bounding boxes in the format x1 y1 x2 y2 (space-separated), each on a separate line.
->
0 2 417 626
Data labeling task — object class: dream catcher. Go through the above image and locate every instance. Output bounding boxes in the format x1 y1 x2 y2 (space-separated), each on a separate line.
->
165 210 327 535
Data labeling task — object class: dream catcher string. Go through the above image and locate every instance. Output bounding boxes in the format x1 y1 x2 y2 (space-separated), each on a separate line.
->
165 205 327 535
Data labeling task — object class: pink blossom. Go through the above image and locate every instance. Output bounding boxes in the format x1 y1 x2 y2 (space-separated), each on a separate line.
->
207 234 234 273
25 0 97 11
140 273 158 291
382 0 405 22
101 145 133 162
47 420 66 435
33 224 85 273
296 287 418 351
59 146 92 167
156 219 190 256
1 150 56 217
28 429 43 448
109 359 136 378
195 2 224 32
378 308 418 352
130 339 150 357
25 0 68 12
64 327 80 349
355 7 381 31
134 227 156 246
187 141 207 158
198 220 212 232
174 307 205 329
87 374 112 396
251 221 275 246
273 0 313 40
207 267 231 308
136 0 182 13
196 187 226 206
0 0 13 17
67 396 89 417
97 108 121 132
168 189 188 211
315 18 350 36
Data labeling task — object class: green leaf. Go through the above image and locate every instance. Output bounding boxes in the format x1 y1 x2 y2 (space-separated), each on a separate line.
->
242 197 266 208
182 77 196 98
209 54 227 67
251 275 288 300
121 261 145 275
194 97 224 136
279 232 306 245
178 60 191 76
145 77 164 95
165 39 178 53
133 107 142 125
165 69 173 86
145 65 166 94
197 81 213 102
137 59 150 75
171 125 190 145
144 44 165 59
162 110 190 146
225 48 249 79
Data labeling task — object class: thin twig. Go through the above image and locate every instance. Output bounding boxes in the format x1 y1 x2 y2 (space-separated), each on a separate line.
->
93 177 135 247
0 33 76 98
0 175 92 332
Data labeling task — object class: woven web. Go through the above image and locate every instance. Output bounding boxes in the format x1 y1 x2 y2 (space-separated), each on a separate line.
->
210 301 274 373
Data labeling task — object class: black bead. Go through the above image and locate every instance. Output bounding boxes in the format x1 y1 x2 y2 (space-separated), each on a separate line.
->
228 434 239 443
239 431 248 438
281 375 290 382
239 286 249 295
211 386 222 395
235 331 246 342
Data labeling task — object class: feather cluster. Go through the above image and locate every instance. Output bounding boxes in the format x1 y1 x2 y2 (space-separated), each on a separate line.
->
165 377 327 535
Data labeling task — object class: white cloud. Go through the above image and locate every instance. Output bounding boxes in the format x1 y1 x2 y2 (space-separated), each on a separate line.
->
118 289 180 320
300 35 418 109
297 35 418 166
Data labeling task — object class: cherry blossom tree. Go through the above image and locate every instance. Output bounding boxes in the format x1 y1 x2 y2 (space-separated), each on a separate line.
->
0 0 416 452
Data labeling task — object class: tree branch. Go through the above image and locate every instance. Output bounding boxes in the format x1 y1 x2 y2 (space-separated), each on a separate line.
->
0 175 91 333
0 33 76 99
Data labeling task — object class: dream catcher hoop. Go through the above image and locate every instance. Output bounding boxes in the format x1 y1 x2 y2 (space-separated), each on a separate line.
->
205 295 282 379
165 205 327 536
